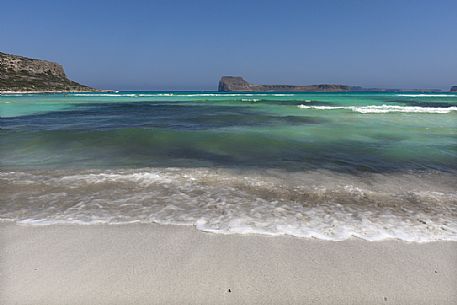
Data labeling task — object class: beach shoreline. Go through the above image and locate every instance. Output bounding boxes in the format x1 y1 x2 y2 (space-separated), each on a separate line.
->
0 90 112 95
1 222 456 305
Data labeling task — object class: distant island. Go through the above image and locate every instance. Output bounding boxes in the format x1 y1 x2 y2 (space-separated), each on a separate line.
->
0 52 97 93
218 76 449 92
218 76 352 92
451 86 457 92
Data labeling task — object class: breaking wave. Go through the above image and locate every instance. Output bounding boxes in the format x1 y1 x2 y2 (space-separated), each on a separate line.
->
396 94 457 97
298 104 457 114
1 168 456 242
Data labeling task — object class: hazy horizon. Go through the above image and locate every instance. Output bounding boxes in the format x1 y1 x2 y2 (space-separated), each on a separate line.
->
2 0 456 90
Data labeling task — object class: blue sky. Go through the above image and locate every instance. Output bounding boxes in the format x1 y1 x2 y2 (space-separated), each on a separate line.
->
2 0 456 90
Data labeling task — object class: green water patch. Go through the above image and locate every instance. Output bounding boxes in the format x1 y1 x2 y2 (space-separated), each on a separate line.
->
0 98 76 118
370 133 407 143
1 128 456 173
214 99 340 107
384 100 457 108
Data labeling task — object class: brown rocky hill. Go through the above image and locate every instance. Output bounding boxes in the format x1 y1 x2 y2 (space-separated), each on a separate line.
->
218 76 352 92
0 52 96 92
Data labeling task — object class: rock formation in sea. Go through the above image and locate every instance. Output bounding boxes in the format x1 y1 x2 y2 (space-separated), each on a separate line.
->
0 52 96 92
218 76 352 92
450 86 457 92
217 76 445 92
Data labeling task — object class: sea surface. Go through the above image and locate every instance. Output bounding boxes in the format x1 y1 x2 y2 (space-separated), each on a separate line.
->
1 91 456 241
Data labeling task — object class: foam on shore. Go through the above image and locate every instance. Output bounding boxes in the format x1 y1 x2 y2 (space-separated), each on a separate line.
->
1 168 456 242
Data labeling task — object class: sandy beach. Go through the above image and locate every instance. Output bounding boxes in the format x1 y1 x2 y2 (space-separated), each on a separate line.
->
1 223 456 305
2 1 457 304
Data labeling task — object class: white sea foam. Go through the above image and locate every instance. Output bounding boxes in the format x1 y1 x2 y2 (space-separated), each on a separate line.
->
396 94 457 97
175 93 295 97
69 93 176 97
70 93 140 97
298 104 457 114
1 168 456 242
69 93 295 98
0 94 27 97
241 98 261 102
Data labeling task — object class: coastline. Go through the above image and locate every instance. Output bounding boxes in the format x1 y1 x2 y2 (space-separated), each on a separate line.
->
1 222 456 305
0 90 112 95
1 90 454 95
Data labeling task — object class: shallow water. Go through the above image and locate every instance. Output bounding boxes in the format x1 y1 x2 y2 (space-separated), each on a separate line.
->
1 91 456 241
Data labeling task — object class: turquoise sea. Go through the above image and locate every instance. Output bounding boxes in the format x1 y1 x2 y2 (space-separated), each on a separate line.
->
1 91 456 241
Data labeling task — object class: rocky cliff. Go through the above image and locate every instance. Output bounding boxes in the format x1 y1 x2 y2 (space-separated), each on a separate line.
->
451 86 457 92
218 76 352 92
0 52 96 92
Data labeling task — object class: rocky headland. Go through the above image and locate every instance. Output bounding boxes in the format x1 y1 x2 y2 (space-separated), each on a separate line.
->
451 86 457 92
218 76 445 92
218 76 351 92
0 52 97 92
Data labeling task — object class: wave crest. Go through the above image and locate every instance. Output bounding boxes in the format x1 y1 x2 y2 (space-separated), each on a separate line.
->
298 104 457 113
396 94 457 97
